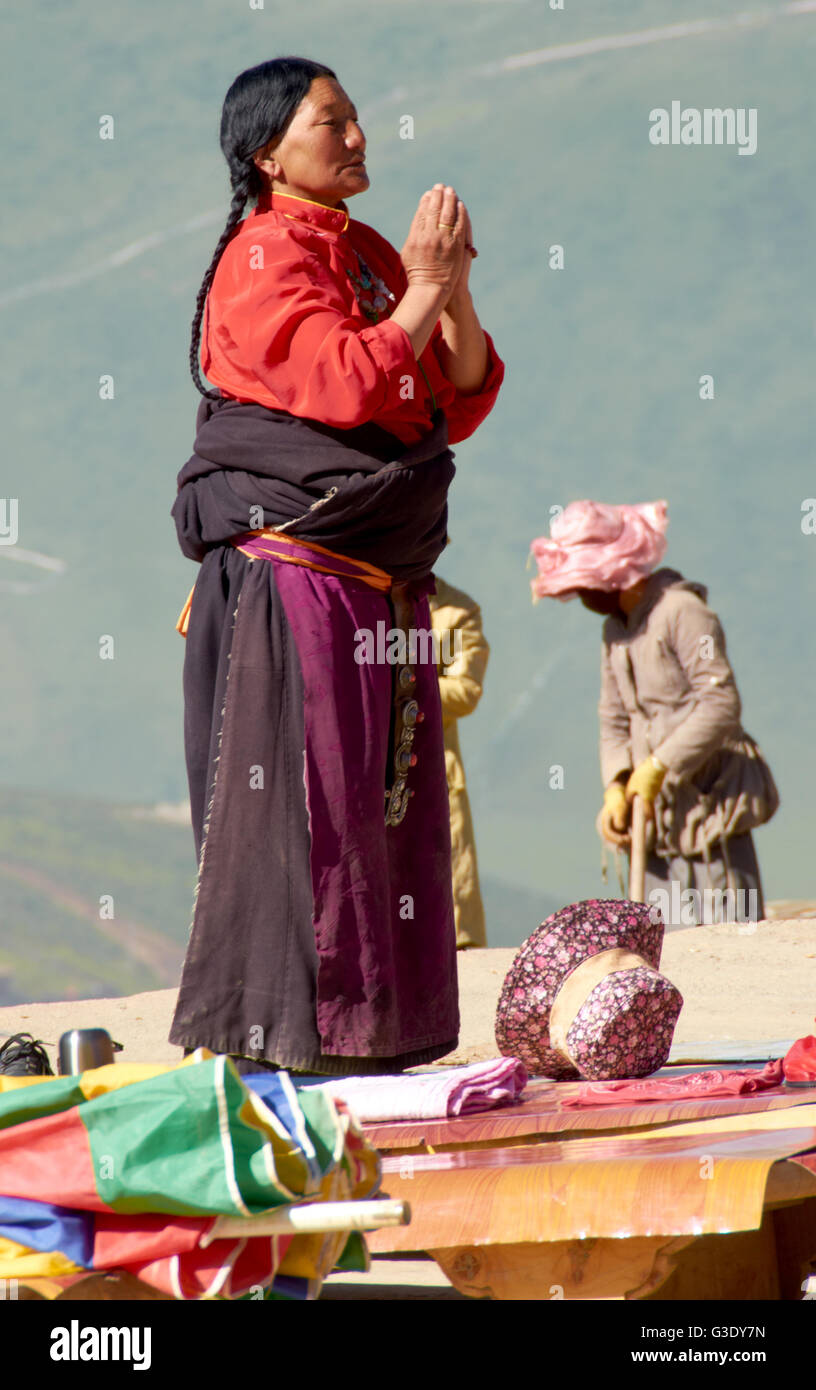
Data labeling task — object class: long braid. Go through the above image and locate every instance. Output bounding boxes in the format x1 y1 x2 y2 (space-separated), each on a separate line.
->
189 56 337 398
189 171 252 398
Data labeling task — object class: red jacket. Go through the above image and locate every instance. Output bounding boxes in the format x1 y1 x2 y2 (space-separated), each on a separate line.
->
201 190 504 446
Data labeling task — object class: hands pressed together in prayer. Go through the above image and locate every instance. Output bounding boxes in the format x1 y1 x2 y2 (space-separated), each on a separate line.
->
400 184 476 302
391 184 488 395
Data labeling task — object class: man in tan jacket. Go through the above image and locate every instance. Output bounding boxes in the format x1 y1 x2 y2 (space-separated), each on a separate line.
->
429 577 489 949
589 566 776 921
530 501 777 927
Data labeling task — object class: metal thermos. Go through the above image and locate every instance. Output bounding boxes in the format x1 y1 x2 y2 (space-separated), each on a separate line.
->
58 1028 122 1075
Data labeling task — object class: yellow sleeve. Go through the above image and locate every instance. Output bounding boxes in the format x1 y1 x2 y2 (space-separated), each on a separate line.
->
432 599 490 725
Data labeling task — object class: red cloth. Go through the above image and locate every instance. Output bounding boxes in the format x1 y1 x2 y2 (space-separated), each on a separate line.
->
783 1033 816 1082
563 1058 784 1106
201 190 505 445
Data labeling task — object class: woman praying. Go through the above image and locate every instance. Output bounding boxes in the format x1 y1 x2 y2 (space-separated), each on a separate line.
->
169 56 504 1073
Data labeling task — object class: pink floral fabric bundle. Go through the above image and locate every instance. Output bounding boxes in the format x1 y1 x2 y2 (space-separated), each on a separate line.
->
495 899 683 1081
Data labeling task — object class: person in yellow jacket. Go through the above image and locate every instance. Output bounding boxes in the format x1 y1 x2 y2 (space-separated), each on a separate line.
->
429 576 489 949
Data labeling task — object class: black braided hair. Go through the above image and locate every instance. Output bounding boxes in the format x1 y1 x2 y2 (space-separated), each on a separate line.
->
190 55 338 398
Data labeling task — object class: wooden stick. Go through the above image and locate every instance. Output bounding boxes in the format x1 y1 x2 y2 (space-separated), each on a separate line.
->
210 1198 411 1240
629 794 647 902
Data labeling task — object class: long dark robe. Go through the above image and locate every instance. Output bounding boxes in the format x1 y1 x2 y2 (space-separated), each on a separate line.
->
168 397 460 1073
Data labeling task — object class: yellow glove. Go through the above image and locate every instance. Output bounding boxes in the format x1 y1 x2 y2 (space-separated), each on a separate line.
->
626 755 667 805
600 781 630 844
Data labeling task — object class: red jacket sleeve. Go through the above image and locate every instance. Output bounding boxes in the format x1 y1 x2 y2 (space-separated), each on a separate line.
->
426 323 505 445
203 230 420 429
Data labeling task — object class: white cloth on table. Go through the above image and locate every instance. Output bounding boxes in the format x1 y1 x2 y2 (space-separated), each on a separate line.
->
314 1057 528 1123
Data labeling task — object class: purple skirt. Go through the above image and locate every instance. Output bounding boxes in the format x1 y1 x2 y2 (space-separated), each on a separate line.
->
168 544 459 1073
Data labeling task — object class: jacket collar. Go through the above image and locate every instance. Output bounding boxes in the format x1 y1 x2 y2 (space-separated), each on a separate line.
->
253 190 350 235
602 568 683 638
625 568 687 628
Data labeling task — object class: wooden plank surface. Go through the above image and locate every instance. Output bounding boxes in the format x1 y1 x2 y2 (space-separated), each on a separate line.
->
362 1075 815 1152
369 1113 816 1253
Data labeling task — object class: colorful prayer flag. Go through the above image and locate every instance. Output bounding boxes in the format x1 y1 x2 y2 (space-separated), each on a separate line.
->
0 1051 380 1299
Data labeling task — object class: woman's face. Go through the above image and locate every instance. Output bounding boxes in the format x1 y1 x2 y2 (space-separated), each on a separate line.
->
254 76 369 207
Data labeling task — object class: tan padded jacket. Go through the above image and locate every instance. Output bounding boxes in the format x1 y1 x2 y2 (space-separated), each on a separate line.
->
599 569 778 856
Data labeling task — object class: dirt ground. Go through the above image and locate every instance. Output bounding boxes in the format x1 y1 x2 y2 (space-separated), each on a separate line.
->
2 918 814 1070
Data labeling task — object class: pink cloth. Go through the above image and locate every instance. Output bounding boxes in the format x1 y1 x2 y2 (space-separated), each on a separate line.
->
318 1057 528 1123
530 499 668 600
562 1058 784 1106
784 1030 816 1082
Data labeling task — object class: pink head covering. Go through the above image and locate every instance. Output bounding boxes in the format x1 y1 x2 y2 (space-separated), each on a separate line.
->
529 500 668 602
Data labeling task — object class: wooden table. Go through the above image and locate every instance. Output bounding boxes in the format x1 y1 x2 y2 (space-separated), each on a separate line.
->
364 1079 816 1300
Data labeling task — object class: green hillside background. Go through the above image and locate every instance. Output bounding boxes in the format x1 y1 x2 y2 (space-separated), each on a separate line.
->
1 0 814 1002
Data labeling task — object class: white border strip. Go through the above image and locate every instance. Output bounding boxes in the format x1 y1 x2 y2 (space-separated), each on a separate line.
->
214 1054 252 1218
